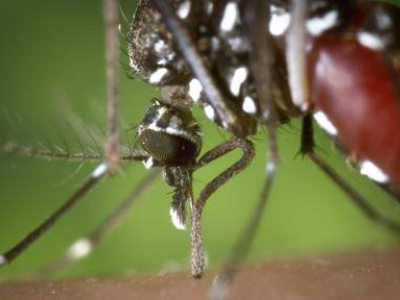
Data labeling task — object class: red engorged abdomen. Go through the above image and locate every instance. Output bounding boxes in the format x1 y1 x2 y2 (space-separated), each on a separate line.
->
309 35 400 186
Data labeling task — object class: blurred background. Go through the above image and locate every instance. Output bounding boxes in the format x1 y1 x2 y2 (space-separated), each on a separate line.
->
0 0 399 281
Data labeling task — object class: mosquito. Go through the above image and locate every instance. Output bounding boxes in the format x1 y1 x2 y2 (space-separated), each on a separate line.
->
0 0 254 282
1 1 400 300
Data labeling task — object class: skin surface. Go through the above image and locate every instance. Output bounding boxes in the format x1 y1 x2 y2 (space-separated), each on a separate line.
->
310 35 400 186
1 248 400 300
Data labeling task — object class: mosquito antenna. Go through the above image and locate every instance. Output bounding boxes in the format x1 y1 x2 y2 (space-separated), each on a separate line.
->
63 121 90 156
66 115 104 156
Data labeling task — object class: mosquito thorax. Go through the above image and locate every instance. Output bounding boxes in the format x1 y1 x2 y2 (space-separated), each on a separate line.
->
138 99 202 168
128 0 292 137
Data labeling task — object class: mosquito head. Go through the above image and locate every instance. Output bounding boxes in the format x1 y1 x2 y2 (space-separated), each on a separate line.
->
138 99 202 168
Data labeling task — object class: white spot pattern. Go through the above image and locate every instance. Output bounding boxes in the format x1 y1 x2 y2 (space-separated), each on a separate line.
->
242 96 257 114
314 111 338 136
143 157 154 169
177 1 191 19
67 238 92 259
306 10 338 36
189 78 203 102
357 32 385 51
149 68 168 84
154 39 167 53
269 5 291 36
230 67 248 96
220 2 238 32
204 105 216 121
360 160 389 184
92 163 108 179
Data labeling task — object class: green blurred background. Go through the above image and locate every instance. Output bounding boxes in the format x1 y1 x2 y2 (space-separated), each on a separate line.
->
0 0 400 281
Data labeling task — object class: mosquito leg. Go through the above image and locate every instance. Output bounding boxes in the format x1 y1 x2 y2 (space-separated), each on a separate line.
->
286 0 310 111
244 0 276 123
209 127 279 300
301 116 400 236
189 138 255 279
310 154 400 235
37 168 160 278
300 113 315 155
0 163 110 267
104 0 120 171
300 115 400 202
377 184 400 203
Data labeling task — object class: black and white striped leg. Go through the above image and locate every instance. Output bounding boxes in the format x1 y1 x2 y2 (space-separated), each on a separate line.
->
301 115 400 236
189 138 255 279
37 169 160 278
377 184 400 204
209 127 279 300
0 163 109 268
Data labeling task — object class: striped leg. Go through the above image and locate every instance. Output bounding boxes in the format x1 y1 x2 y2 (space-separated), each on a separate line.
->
209 128 279 300
37 169 159 278
0 163 109 267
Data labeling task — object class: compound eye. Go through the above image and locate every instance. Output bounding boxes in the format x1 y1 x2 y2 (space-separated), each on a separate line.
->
140 129 198 166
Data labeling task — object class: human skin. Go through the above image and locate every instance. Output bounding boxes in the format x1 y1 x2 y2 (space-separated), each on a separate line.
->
1 247 399 300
